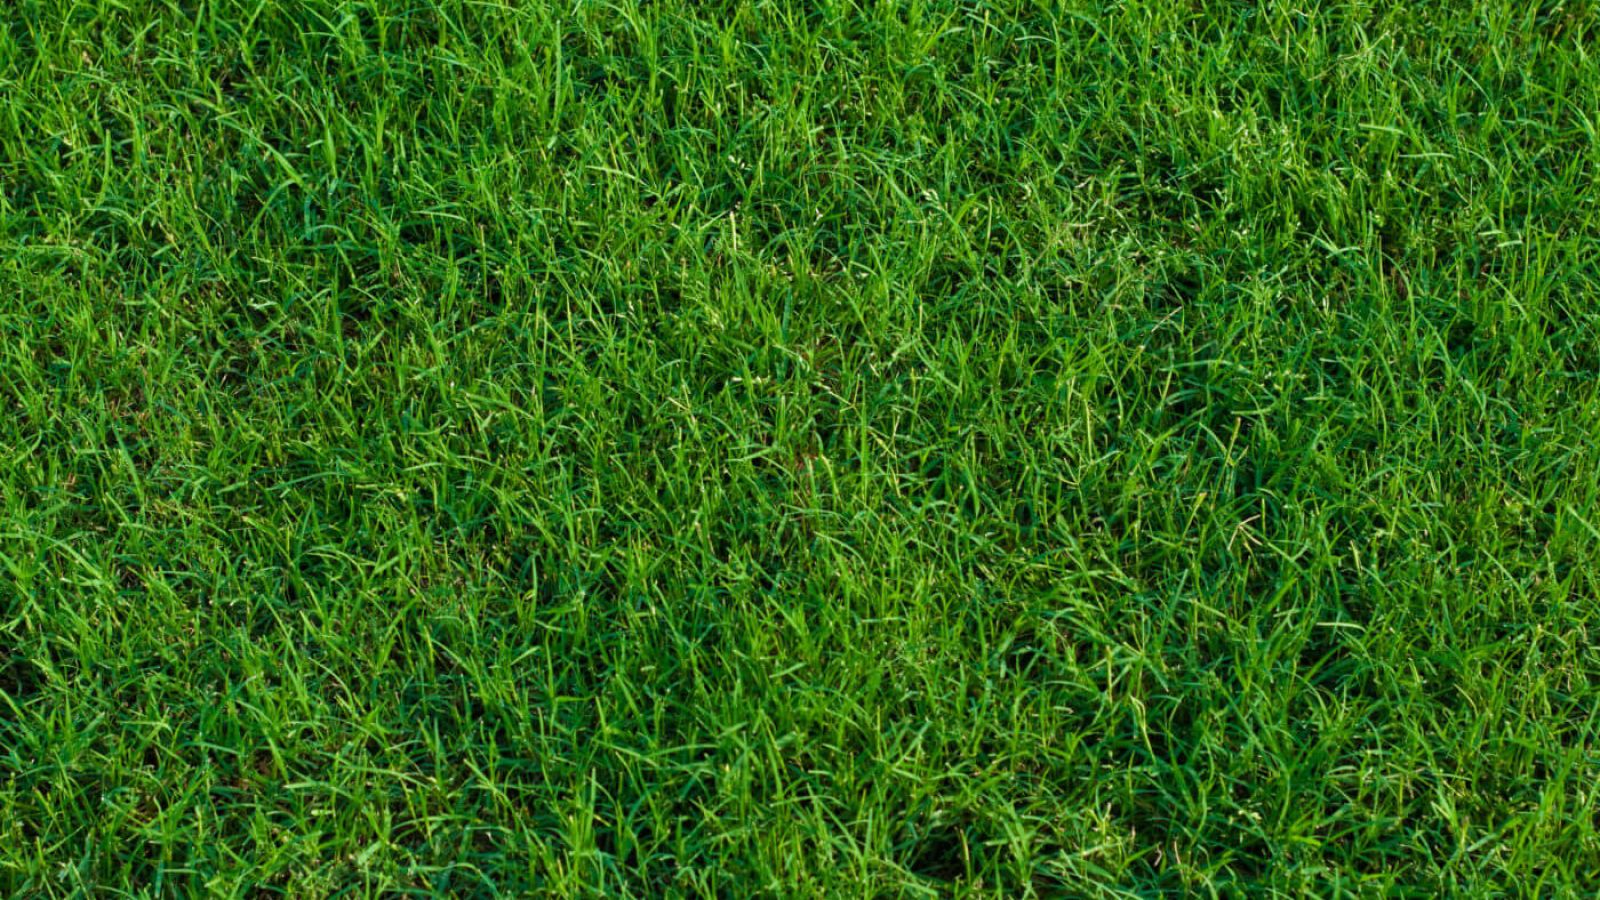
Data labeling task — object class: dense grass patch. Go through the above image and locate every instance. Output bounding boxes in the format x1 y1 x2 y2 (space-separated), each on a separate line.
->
3 0 1599 895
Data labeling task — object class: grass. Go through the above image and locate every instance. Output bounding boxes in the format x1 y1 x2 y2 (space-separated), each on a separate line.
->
2 0 1599 895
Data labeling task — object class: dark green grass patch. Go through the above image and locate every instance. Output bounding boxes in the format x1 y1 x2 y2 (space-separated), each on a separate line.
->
3 0 1599 895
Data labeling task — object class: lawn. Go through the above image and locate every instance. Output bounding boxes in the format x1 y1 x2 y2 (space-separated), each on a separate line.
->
3 0 1599 895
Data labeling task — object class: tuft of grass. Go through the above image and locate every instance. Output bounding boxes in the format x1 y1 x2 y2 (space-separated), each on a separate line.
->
3 0 1599 895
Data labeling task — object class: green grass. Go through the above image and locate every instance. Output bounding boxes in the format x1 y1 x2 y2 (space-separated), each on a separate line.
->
3 0 1599 895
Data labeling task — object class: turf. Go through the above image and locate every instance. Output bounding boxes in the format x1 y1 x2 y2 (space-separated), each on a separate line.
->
2 0 1600 895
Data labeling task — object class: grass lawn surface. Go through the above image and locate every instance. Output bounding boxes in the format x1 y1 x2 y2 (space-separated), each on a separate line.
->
3 1 1600 895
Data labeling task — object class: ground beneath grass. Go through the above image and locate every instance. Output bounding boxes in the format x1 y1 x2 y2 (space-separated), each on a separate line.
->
3 1 1600 896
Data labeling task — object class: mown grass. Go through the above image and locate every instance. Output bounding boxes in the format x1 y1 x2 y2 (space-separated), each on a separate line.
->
3 0 1600 895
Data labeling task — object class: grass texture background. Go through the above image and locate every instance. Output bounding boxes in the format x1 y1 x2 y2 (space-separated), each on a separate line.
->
2 0 1600 895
